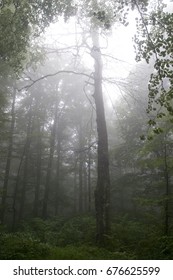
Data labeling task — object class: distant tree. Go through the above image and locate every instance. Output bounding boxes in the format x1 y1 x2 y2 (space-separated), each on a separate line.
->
42 92 59 219
0 83 16 224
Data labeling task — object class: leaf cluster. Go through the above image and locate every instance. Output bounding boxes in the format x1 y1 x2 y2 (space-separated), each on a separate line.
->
133 2 173 129
0 0 76 72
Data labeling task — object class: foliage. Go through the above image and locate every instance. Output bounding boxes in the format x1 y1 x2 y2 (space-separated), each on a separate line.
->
19 217 65 244
0 232 51 260
55 216 96 246
0 230 133 260
134 0 173 129
1 215 172 259
136 235 173 260
0 216 135 260
50 245 134 260
19 216 96 246
0 0 76 72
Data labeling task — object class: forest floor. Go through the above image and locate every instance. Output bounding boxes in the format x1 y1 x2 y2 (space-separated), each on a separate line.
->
0 215 173 260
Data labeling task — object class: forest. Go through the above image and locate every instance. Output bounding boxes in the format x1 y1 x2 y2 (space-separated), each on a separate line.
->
0 0 173 260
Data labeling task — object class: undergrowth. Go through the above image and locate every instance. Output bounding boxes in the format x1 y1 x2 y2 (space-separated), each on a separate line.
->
0 215 173 260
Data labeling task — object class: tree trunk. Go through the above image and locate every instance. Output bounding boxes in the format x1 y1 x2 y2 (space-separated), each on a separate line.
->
12 145 25 230
78 121 84 212
18 102 32 221
83 160 88 212
42 101 58 219
91 30 111 243
33 119 42 217
54 134 61 216
0 85 16 224
164 141 170 235
87 149 92 212
73 158 78 213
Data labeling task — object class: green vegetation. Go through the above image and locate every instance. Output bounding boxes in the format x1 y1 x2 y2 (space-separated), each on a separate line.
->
0 216 173 260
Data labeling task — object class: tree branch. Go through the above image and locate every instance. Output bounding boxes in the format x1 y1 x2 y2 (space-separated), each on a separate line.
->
18 70 94 91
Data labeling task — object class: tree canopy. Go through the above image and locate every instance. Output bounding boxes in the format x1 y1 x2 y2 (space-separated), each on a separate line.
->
0 0 76 72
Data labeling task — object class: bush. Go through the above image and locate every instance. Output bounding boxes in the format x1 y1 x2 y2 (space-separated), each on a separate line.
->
1 215 172 259
18 216 96 246
55 216 96 246
136 235 173 259
0 232 51 260
50 245 133 260
0 232 134 260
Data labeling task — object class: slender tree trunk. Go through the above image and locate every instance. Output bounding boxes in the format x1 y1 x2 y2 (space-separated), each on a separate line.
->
0 85 16 224
33 119 42 217
164 141 170 235
87 149 92 212
18 103 32 221
78 123 84 212
73 158 78 214
83 161 88 212
12 145 25 230
42 101 58 219
54 135 61 216
91 29 111 243
78 155 83 212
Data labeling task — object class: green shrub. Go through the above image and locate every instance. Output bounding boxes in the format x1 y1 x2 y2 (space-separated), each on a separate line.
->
0 232 51 260
1 215 171 260
52 216 96 246
136 235 173 259
19 217 65 244
50 245 132 260
18 216 96 246
0 232 135 260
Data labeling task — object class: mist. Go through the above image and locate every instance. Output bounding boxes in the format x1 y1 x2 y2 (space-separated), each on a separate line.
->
0 0 173 261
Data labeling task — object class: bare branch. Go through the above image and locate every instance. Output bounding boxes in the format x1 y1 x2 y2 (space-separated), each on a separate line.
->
18 70 94 91
63 141 97 153
102 53 135 65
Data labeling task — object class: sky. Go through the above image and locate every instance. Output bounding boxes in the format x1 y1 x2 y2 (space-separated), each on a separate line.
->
43 9 138 104
44 0 173 69
42 0 173 108
44 7 138 72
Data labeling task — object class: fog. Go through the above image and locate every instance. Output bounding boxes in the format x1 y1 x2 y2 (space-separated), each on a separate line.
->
0 0 173 261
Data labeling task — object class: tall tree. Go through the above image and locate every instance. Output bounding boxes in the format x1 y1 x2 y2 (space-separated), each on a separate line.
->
91 29 110 242
42 93 59 219
18 98 33 221
0 82 16 224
